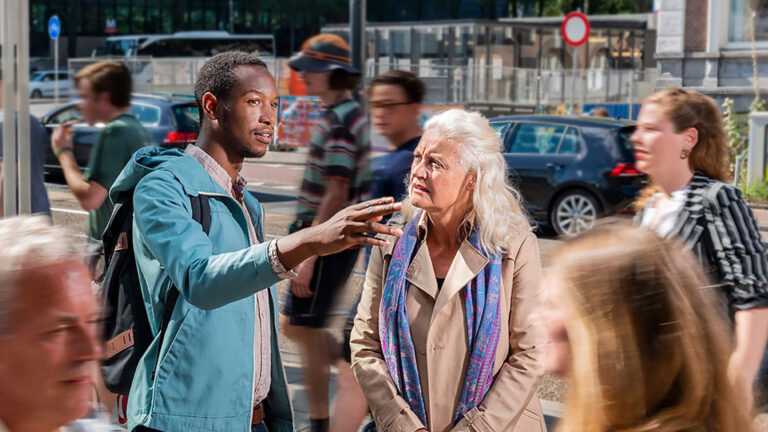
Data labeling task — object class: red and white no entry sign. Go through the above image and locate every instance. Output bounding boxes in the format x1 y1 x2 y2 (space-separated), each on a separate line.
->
562 12 590 46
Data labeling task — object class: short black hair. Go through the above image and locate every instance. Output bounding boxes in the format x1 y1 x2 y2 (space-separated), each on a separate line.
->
368 70 425 104
194 51 268 122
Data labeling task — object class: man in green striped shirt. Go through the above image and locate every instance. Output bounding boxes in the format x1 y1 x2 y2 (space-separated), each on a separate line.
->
279 34 372 432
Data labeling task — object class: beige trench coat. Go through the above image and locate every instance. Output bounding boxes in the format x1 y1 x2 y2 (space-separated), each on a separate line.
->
350 217 547 432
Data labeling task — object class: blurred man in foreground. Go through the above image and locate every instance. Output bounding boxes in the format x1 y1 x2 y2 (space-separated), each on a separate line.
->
0 216 103 432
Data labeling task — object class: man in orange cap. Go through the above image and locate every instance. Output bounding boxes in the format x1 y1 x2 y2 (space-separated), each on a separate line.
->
279 34 371 432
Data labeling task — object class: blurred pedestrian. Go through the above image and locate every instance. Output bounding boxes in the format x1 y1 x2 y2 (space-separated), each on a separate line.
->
50 61 153 271
332 70 425 432
537 223 752 432
351 109 546 432
0 114 52 217
590 107 610 117
631 87 768 411
368 70 425 203
280 34 373 432
0 216 103 431
113 51 400 432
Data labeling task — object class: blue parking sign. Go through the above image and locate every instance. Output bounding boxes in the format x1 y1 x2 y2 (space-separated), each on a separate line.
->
48 15 60 40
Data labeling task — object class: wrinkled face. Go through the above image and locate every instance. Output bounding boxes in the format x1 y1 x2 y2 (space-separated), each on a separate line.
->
630 103 695 178
0 261 102 427
76 78 107 126
218 65 279 159
409 128 474 215
536 273 573 377
368 84 419 140
298 70 331 97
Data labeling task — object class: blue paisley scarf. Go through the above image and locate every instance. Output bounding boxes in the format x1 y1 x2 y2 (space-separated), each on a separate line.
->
378 211 503 428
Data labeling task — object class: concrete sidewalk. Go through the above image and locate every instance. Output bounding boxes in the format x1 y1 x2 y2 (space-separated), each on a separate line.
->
751 206 768 238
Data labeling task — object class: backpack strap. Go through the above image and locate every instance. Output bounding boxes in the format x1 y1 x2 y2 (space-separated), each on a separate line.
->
151 194 211 381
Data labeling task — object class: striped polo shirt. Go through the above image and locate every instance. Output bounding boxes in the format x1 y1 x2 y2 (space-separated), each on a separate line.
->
295 99 372 224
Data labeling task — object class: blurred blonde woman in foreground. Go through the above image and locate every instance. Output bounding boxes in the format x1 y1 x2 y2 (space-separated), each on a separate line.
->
538 223 753 432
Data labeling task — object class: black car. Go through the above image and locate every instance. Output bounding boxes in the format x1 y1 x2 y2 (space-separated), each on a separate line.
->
490 115 645 237
41 93 200 176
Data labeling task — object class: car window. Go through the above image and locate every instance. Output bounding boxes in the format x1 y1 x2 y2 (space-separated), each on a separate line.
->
47 105 82 125
558 127 581 154
43 74 53 82
490 122 512 143
130 103 161 125
619 126 636 159
506 122 565 154
58 73 70 81
31 72 46 82
172 104 200 132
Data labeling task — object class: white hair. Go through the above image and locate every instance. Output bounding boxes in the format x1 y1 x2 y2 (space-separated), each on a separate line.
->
402 109 531 254
0 216 84 335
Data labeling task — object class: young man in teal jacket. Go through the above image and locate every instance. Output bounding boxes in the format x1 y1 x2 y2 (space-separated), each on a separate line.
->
110 52 402 432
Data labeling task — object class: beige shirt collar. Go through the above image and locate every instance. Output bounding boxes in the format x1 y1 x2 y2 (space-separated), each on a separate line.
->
184 144 247 197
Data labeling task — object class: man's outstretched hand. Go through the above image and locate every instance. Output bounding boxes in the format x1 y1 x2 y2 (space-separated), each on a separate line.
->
275 197 403 270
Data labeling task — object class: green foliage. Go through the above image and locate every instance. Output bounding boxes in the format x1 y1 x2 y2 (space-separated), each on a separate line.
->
723 98 748 158
741 180 768 203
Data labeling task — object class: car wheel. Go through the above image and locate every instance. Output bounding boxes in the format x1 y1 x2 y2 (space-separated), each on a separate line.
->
31 89 42 99
551 190 599 237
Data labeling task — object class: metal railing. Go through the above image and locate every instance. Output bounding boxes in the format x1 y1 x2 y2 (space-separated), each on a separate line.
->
68 56 284 95
68 56 656 108
368 61 657 107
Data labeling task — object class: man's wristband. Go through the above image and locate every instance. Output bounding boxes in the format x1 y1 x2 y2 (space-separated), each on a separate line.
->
54 146 74 158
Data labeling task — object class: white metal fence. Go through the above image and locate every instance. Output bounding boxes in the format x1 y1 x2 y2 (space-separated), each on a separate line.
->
68 56 656 107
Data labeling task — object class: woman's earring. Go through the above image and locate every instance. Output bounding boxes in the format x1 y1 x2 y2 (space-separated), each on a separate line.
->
680 149 691 159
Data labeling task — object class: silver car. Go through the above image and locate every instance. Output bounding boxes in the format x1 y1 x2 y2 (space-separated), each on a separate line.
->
29 70 73 99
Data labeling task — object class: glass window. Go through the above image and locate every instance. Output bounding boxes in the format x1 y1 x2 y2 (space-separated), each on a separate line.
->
618 126 636 159
558 128 580 154
47 106 83 125
490 122 512 142
729 0 768 42
505 123 565 154
130 103 161 125
172 104 201 132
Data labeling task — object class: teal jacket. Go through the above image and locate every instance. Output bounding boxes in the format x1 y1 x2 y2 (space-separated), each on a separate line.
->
110 146 293 432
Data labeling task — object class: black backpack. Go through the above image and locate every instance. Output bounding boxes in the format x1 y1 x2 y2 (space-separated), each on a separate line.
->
100 192 211 395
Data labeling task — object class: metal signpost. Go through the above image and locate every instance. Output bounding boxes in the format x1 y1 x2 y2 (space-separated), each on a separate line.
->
561 12 590 114
2 0 31 216
49 15 61 103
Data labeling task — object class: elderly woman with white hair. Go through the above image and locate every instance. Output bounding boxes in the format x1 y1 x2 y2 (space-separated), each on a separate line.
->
351 109 546 432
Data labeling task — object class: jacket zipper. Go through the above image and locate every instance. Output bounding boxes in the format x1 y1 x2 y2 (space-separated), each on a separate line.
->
198 192 258 427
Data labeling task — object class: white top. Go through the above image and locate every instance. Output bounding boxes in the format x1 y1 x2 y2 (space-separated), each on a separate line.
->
641 186 689 238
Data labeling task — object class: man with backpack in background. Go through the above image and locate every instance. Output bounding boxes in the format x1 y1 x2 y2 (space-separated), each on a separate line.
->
105 51 401 432
278 34 372 432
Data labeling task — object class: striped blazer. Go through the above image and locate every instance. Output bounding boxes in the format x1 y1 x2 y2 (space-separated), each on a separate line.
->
637 173 768 313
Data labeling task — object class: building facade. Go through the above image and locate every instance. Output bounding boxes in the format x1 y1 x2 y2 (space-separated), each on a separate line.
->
656 0 768 111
